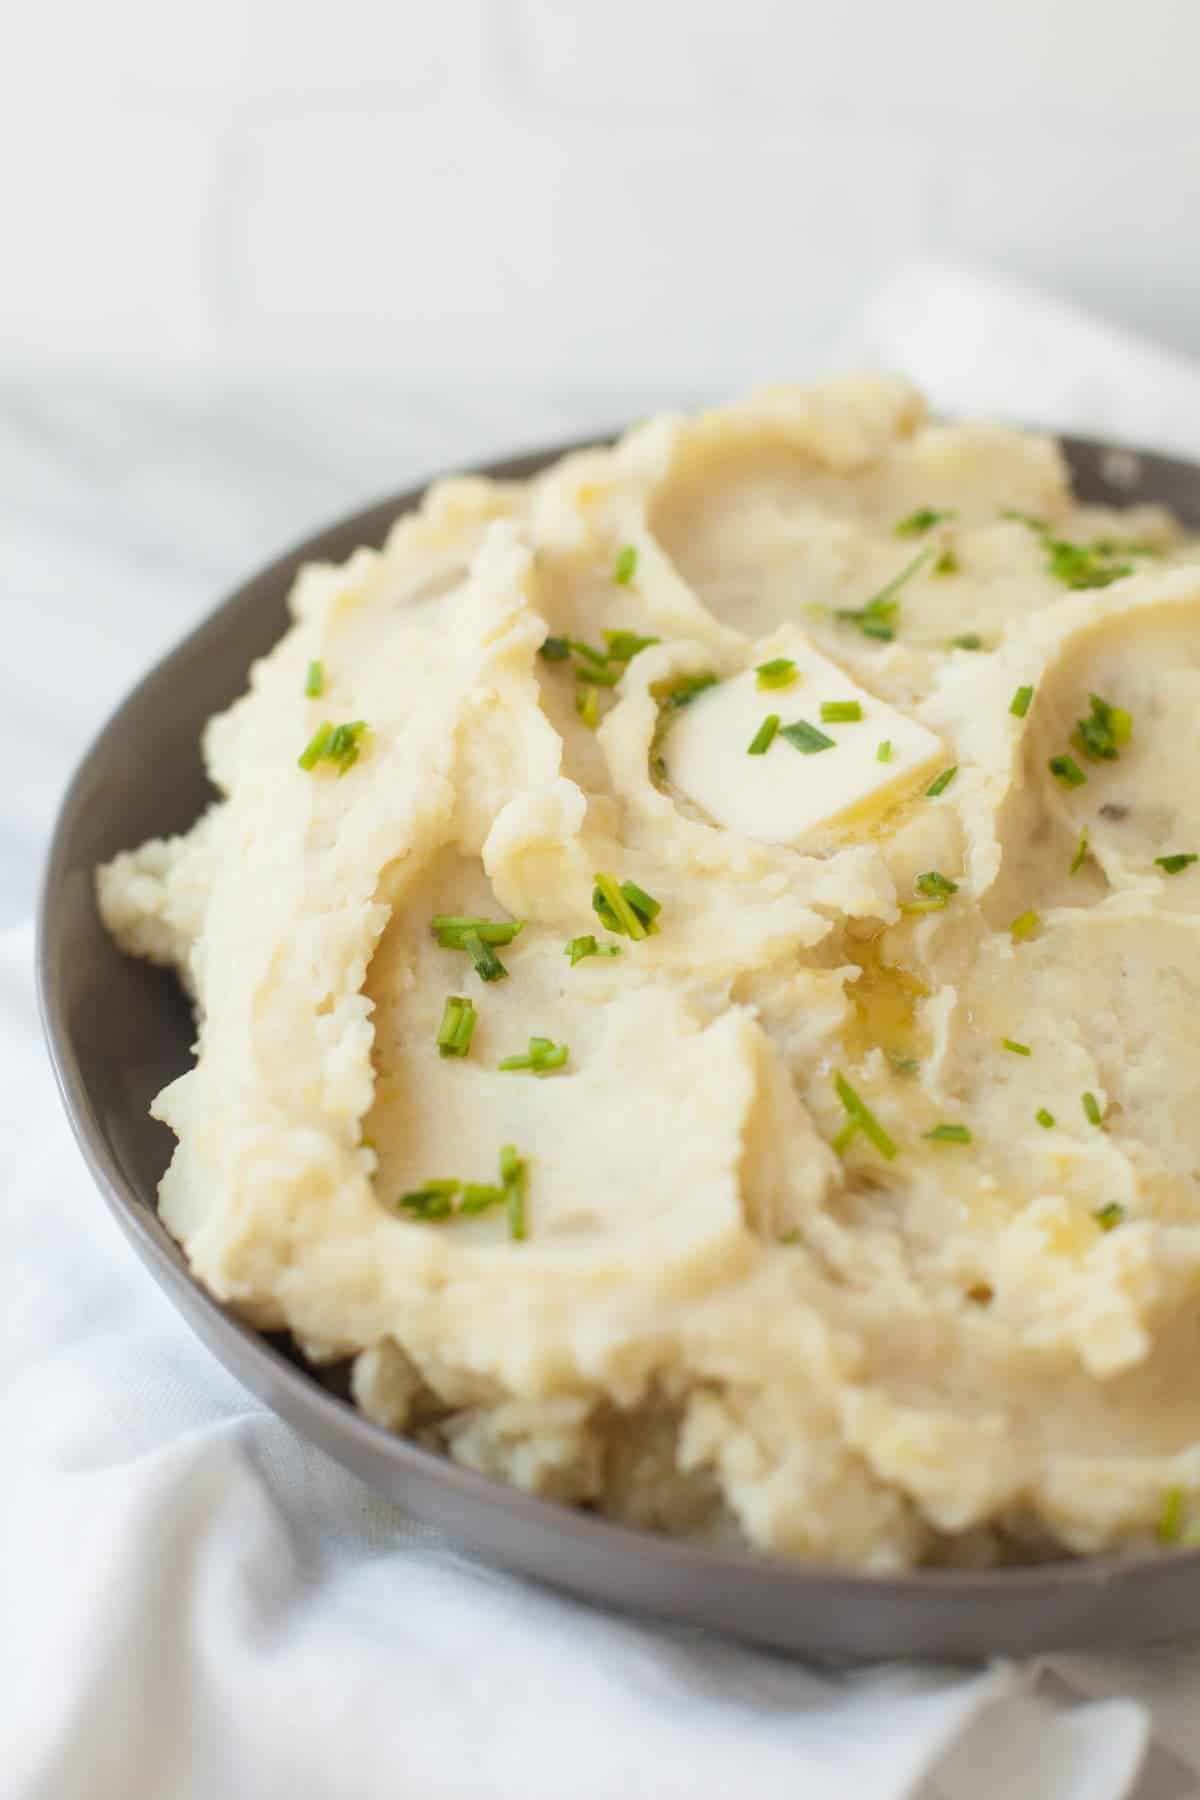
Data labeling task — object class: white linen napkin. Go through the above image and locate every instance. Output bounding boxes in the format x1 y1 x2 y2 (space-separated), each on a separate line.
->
9 261 1200 1800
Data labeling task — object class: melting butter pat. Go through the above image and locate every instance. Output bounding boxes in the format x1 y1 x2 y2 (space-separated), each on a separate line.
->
666 641 946 845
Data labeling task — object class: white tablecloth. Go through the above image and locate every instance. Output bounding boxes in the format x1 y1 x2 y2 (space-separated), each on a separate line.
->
9 263 1200 1799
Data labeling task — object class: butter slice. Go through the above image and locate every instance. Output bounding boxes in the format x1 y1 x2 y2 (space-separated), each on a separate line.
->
666 640 945 845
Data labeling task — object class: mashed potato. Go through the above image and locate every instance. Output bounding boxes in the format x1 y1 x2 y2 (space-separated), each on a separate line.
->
99 375 1200 1569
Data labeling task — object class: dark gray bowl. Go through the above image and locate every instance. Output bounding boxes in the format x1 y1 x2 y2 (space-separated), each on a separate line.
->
37 431 1200 1661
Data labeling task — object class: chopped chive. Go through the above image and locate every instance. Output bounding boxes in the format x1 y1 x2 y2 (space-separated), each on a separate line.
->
576 685 600 729
833 1071 897 1161
613 544 638 585
397 1180 460 1221
1035 1107 1055 1129
756 657 798 690
499 1035 569 1074
460 1183 505 1215
1009 909 1040 942
433 915 522 983
747 714 780 755
603 629 659 662
1159 1487 1186 1546
593 873 659 940
924 1123 972 1144
620 879 660 923
1082 1091 1105 1127
1044 535 1132 591
436 995 477 1059
1094 1202 1126 1231
935 549 961 577
1070 829 1090 876
895 507 956 538
299 718 368 774
925 765 958 798
298 721 333 770
565 934 620 965
432 916 524 948
876 739 893 763
887 1050 921 1077
834 547 932 640
462 930 505 982
659 672 719 710
500 1143 527 1241
1049 754 1086 789
1009 684 1034 718
820 700 864 724
568 639 621 684
1072 693 1132 763
1002 1038 1031 1056
915 870 958 899
305 659 324 698
538 635 571 662
1156 854 1198 875
781 718 836 754
948 632 983 650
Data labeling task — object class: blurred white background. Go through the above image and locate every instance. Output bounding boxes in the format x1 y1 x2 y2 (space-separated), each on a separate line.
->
7 0 1200 377
9 0 1200 920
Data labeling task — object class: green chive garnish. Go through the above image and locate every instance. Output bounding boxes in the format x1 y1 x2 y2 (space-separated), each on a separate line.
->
1009 685 1034 718
747 714 780 755
576 685 600 729
538 635 571 662
1159 1486 1185 1546
613 545 638 585
433 915 523 983
1070 829 1090 875
499 1035 569 1074
887 1051 920 1077
1156 854 1198 875
949 632 982 649
592 874 659 940
659 672 719 710
564 934 620 966
924 1123 972 1144
877 740 893 763
756 658 798 690
1082 1091 1104 1127
1094 1202 1126 1231
1049 754 1086 788
832 1071 897 1161
305 659 324 697
926 765 958 798
1035 1107 1055 1129
935 549 961 576
1001 1038 1031 1056
298 718 367 774
895 508 955 538
915 870 958 900
436 995 476 1059
397 1180 460 1221
781 719 835 754
501 1143 527 1241
460 1183 505 1216
1072 693 1132 763
603 629 659 663
820 700 864 723
835 548 932 641
1009 910 1040 941
298 721 333 770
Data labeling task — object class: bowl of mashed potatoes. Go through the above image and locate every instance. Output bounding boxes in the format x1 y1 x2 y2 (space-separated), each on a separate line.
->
40 376 1200 1656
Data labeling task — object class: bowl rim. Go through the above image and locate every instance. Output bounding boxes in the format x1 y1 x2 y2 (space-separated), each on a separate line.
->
35 423 1200 1656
